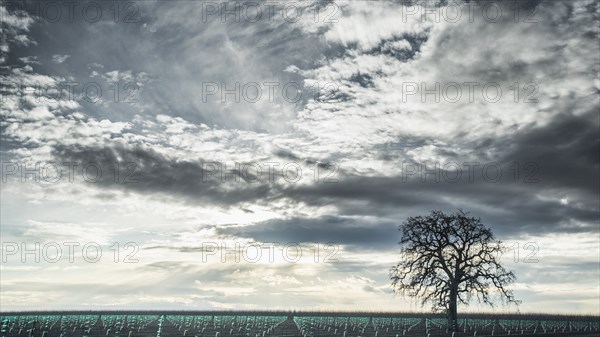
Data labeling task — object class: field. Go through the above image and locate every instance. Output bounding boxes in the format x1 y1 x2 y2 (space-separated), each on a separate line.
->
0 312 599 337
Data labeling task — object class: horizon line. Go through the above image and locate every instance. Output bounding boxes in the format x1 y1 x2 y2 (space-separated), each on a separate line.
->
1 309 599 319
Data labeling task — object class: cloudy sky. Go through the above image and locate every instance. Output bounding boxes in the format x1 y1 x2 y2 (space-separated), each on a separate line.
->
1 0 598 313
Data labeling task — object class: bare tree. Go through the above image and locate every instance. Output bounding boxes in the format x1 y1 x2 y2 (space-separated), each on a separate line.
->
390 210 520 331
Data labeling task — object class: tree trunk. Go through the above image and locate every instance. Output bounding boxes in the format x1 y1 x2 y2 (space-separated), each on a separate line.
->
447 286 458 332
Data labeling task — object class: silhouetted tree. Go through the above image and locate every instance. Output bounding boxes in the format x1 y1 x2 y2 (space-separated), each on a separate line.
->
390 210 519 331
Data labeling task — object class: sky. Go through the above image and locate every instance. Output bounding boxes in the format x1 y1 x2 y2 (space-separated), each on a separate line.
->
0 0 599 313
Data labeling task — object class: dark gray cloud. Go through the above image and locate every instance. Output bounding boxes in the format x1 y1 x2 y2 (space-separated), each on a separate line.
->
216 216 399 249
500 109 600 196
50 144 278 208
282 176 598 237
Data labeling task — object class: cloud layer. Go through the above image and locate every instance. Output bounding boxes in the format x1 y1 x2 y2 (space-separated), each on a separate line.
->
1 0 598 313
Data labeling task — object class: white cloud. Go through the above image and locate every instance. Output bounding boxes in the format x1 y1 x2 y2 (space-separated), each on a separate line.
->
52 54 70 64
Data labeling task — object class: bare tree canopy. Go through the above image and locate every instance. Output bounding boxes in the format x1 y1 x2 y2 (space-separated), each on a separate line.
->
390 210 520 331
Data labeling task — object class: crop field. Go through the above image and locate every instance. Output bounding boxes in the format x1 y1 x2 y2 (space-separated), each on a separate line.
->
1 313 598 337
